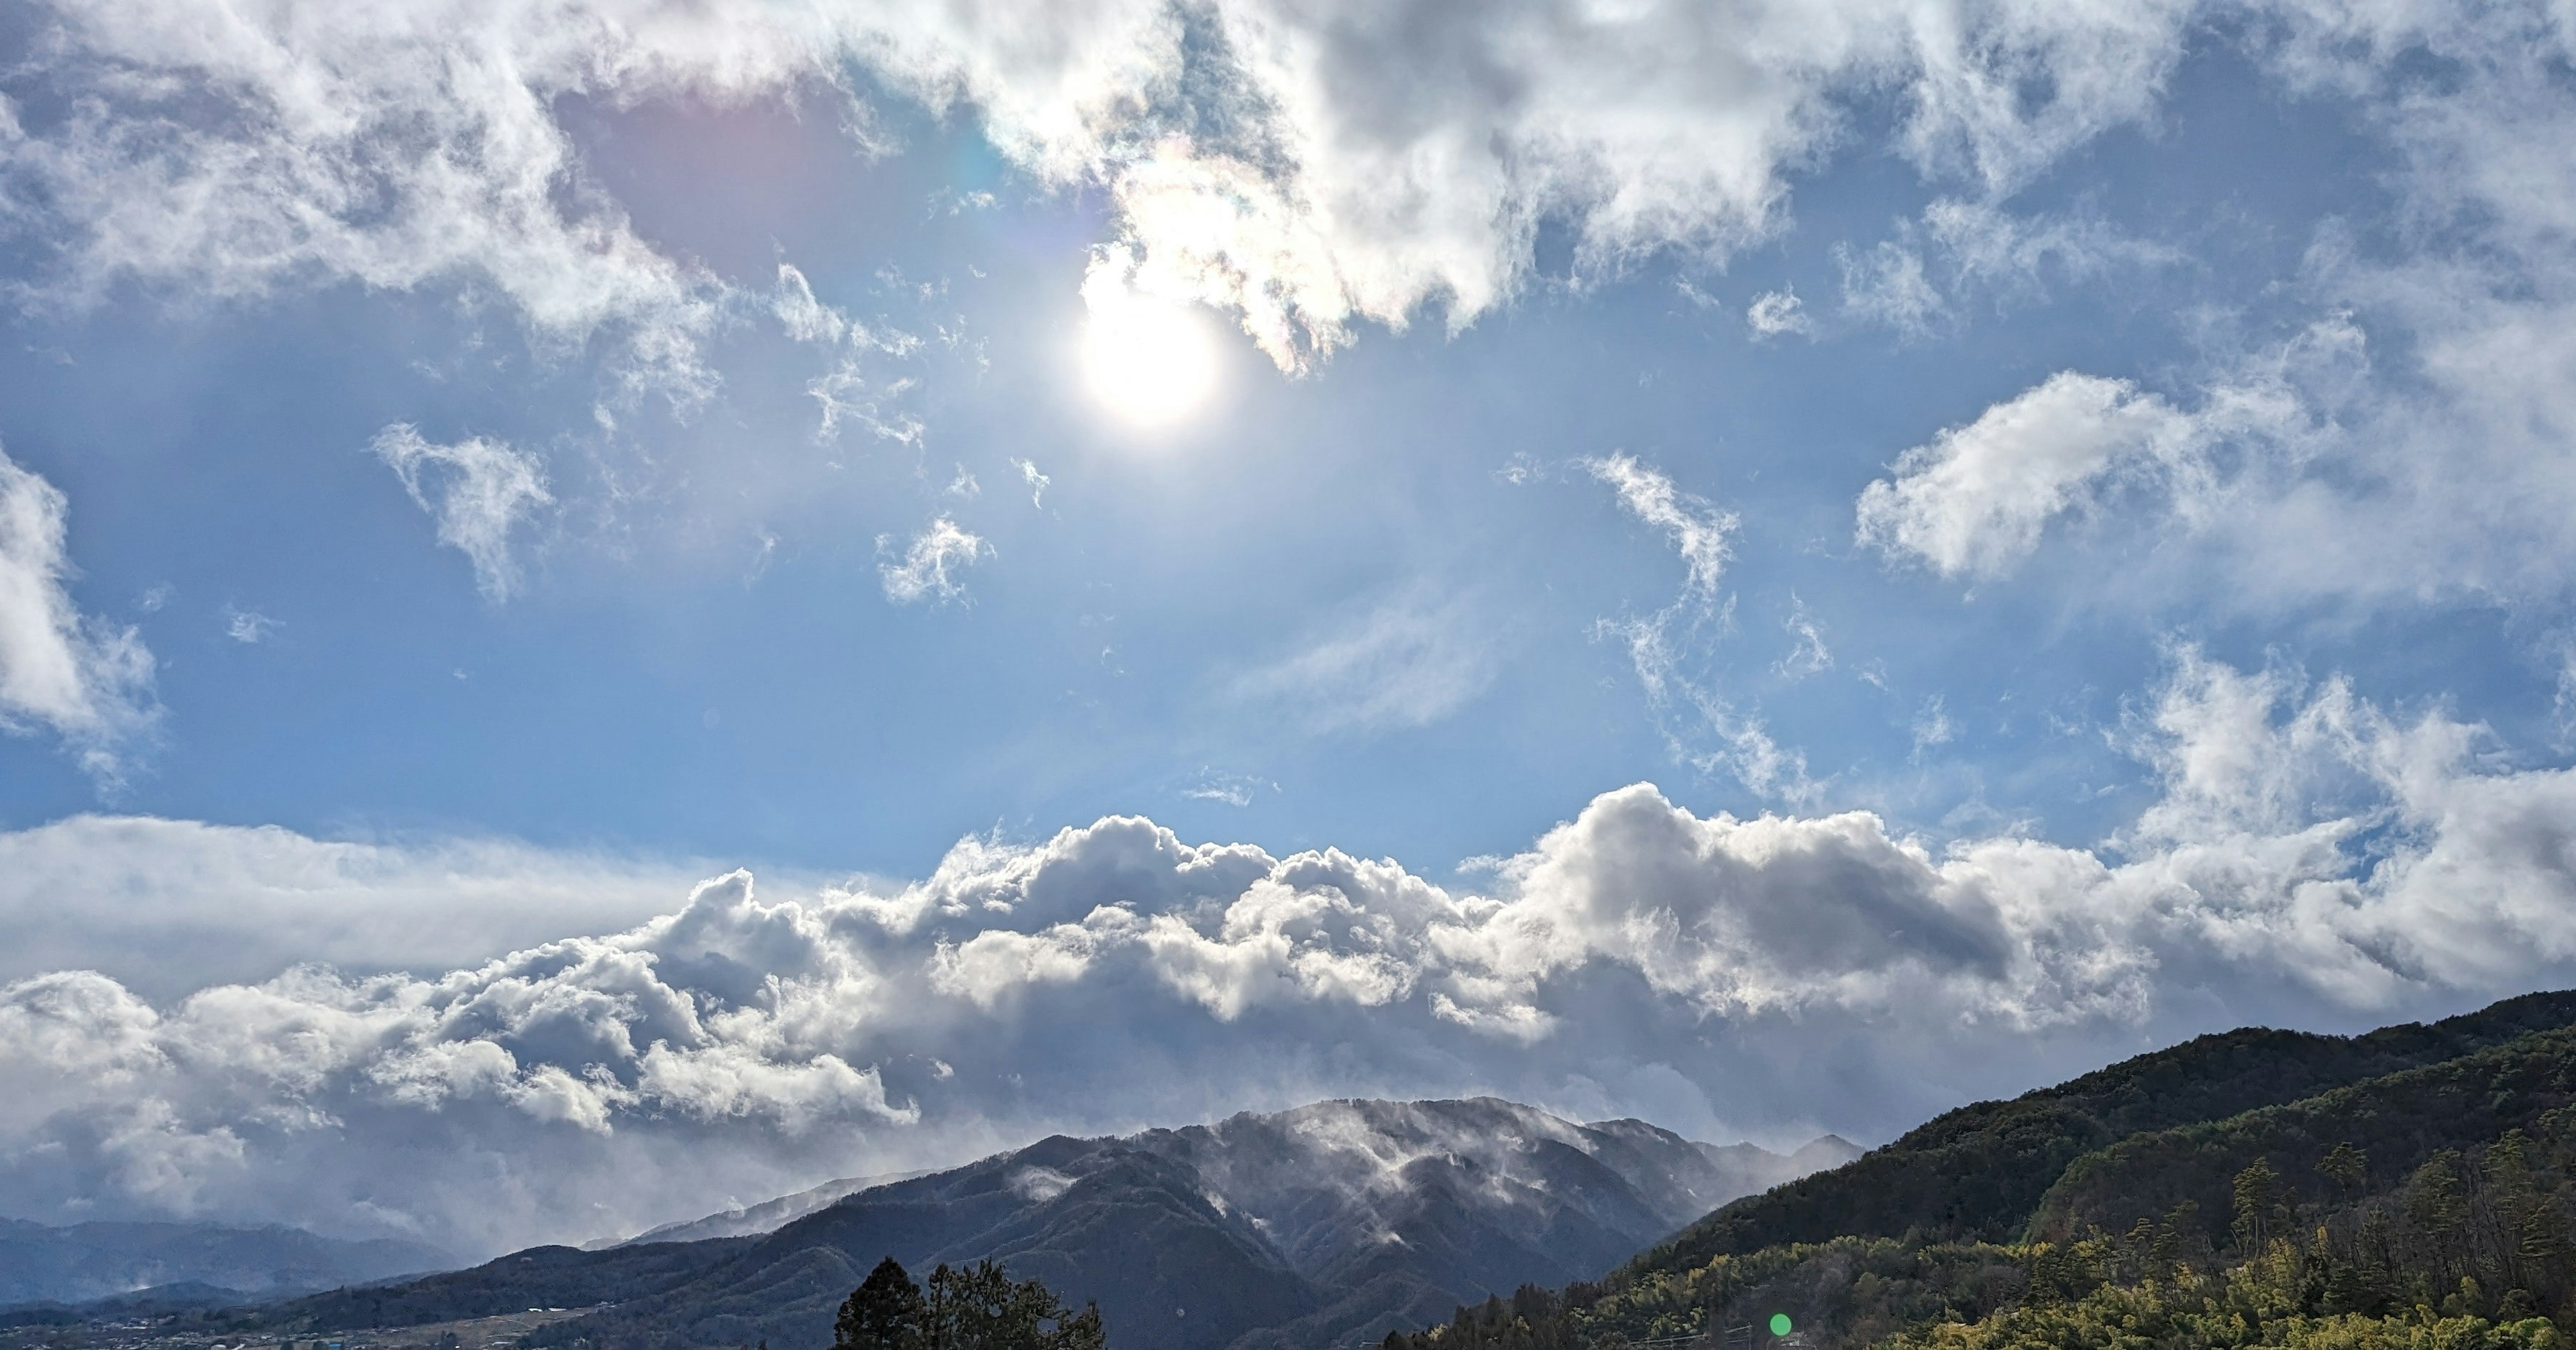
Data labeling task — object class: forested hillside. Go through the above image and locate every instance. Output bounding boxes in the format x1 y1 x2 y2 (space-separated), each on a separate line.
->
1389 994 2576 1350
1633 991 2576 1276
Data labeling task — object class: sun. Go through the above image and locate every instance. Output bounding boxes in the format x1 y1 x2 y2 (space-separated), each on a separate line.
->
1080 282 1220 430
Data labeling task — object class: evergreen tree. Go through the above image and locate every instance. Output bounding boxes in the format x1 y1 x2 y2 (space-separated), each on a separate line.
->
834 1256 1105 1350
836 1258 926 1350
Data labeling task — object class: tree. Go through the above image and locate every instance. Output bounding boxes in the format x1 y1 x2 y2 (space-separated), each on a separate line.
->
2231 1158 2283 1253
835 1257 1106 1350
2318 1142 2368 1200
837 1258 927 1350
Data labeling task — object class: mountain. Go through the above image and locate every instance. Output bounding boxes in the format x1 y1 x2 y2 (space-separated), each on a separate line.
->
0 1218 451 1310
268 1098 1849 1350
1627 987 2576 1278
611 1170 934 1247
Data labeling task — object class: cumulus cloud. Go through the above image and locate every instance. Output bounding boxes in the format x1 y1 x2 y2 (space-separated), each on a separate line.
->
0 446 156 783
1833 8 2576 611
3 650 2571 1255
370 427 555 601
1856 372 2199 578
877 517 989 605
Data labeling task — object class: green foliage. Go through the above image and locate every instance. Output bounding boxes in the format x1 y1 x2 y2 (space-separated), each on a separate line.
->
1631 992 2576 1280
1884 1239 2567 1350
2026 1027 2576 1247
828 1258 1105 1350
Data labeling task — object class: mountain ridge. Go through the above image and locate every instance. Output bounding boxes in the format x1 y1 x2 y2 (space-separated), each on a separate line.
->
275 1097 1851 1350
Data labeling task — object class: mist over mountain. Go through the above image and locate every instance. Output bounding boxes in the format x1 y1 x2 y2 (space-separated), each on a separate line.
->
0 1219 449 1311
612 1170 934 1249
279 1098 1850 1350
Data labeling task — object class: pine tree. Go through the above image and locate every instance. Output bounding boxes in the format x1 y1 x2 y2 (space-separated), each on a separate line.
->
836 1258 927 1350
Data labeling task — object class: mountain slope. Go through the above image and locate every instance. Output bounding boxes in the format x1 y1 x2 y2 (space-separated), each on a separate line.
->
262 1097 1843 1350
0 1219 452 1309
612 1170 934 1248
2027 1023 2576 1243
1627 988 2576 1279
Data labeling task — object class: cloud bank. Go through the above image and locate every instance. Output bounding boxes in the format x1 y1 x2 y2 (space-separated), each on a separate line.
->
5 650 2573 1255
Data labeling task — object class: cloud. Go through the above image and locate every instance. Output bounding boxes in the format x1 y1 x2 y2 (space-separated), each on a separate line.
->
1833 9 2576 613
877 517 989 606
1744 288 1813 340
0 445 156 784
1837 199 2180 337
0 0 2209 383
772 264 849 346
1583 454 1808 800
0 815 726 1001
1011 458 1050 509
1228 592 1495 735
370 427 555 601
1587 454 1734 600
1774 596 1832 679
1855 372 2198 579
3 652 2573 1254
223 608 278 644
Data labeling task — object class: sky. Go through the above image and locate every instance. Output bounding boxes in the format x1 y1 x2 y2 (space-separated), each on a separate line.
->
3 0 2576 1261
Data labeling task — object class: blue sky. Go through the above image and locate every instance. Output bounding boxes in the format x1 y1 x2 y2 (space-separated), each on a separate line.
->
3 0 2575 1256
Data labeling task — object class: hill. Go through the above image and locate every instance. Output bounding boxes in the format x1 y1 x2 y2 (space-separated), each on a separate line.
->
1629 989 2576 1279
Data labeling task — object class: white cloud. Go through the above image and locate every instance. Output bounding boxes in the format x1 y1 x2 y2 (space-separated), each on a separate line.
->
370 426 555 601
772 264 848 346
0 0 2208 382
1775 596 1832 678
3 652 2571 1254
0 815 723 1000
1855 371 2198 579
877 517 989 606
1586 454 1733 600
223 608 278 644
1011 458 1050 509
1744 288 1813 340
1584 454 1809 800
1229 592 1495 735
0 446 156 784
1837 239 1945 336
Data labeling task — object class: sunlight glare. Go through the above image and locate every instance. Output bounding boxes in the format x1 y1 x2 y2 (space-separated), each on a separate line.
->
1081 281 1220 431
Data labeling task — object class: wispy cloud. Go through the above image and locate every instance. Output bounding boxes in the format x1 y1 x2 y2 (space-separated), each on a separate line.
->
370 427 555 602
1230 592 1495 735
878 518 989 607
1585 455 1811 801
221 609 278 645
